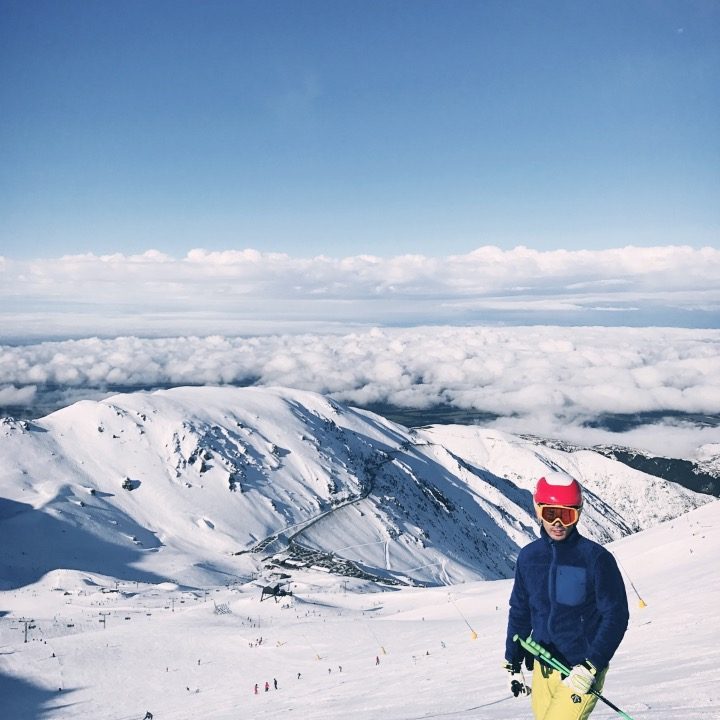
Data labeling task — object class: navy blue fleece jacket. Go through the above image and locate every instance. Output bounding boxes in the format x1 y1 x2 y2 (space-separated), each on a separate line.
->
505 527 629 671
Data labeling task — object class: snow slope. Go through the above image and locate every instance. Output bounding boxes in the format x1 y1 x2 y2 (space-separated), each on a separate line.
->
0 497 718 720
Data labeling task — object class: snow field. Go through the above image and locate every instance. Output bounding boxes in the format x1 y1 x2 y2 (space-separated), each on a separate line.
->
1 499 719 719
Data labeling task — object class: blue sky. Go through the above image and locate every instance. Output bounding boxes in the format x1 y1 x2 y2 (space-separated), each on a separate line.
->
2 0 718 260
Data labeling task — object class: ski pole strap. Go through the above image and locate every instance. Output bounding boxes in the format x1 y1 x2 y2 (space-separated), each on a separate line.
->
512 635 636 720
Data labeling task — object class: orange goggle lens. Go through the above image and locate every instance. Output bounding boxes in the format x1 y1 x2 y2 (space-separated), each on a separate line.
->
540 505 580 527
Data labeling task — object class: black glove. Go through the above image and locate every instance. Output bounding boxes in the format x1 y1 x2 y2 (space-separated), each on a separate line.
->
503 660 530 697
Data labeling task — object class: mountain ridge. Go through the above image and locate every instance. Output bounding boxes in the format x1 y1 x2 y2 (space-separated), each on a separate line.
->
0 386 713 592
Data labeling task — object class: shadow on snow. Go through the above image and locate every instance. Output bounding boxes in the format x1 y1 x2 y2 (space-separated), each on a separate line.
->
0 497 165 591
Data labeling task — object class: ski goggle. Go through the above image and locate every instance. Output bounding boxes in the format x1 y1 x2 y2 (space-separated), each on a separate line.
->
539 505 580 527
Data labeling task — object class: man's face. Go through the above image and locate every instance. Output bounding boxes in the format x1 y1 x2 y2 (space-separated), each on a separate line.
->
541 515 576 541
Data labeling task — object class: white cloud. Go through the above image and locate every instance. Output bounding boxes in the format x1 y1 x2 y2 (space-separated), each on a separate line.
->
1 326 718 458
1 245 718 457
0 245 718 337
487 411 720 461
0 384 37 406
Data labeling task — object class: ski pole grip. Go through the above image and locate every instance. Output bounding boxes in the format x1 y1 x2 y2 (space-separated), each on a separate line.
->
514 635 571 676
513 634 540 656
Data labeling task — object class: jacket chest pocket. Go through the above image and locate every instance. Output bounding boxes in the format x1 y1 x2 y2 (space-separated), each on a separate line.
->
555 565 587 606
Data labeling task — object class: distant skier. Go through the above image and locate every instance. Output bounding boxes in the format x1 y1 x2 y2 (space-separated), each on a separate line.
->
254 683 258 695
504 473 629 719
273 678 278 690
264 681 270 692
143 713 153 720
375 655 380 665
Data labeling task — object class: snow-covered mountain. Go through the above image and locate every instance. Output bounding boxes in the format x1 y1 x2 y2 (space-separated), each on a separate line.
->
0 386 712 591
518 435 720 497
1 481 719 720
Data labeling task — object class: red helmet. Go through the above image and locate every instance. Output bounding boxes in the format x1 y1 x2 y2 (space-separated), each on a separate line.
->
534 472 583 507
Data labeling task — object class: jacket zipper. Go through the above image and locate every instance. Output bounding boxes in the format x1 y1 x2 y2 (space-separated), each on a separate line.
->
546 540 558 637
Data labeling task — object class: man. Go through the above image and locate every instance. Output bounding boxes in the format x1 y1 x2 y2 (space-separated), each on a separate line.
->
504 472 629 720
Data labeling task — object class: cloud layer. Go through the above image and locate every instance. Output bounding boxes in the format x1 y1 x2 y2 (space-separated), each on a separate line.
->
1 245 719 338
1 326 718 459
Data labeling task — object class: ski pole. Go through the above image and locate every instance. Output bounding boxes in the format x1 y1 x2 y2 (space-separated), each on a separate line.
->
514 635 636 720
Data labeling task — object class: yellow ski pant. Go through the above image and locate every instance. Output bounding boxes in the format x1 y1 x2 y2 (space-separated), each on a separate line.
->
531 662 608 720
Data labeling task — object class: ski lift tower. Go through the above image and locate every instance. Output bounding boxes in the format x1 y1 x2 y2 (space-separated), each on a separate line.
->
19 617 35 643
